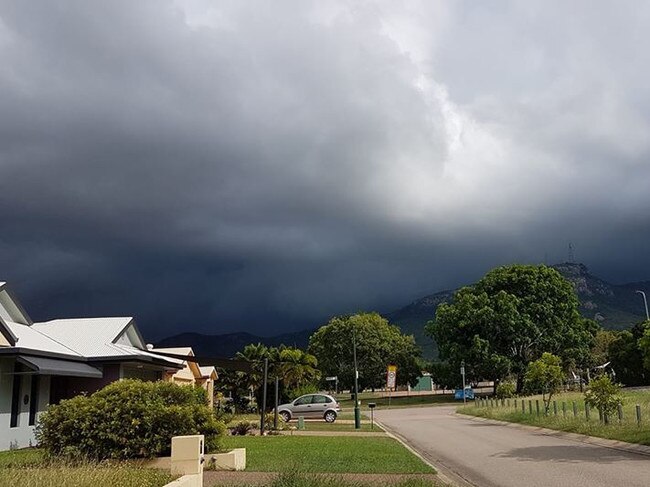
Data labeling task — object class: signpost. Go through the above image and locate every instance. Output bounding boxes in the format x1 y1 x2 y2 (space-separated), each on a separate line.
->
325 376 338 394
387 365 397 408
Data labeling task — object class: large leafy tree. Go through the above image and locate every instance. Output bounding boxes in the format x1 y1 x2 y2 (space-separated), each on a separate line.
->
427 264 597 392
609 323 649 386
308 312 421 391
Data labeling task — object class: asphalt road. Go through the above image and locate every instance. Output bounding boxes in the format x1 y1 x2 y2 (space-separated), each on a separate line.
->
376 406 650 487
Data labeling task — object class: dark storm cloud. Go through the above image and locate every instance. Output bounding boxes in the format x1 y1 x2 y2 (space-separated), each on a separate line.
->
1 1 650 339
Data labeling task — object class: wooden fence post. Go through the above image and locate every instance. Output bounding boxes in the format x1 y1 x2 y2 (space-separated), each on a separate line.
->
636 404 641 426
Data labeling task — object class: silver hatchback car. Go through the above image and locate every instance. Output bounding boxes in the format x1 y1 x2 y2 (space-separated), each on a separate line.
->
277 393 341 423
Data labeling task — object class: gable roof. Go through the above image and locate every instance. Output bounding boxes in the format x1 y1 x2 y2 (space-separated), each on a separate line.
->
0 316 17 346
31 318 183 365
199 366 218 379
0 282 32 325
4 320 82 356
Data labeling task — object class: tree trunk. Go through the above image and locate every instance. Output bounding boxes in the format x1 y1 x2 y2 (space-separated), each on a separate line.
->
516 374 525 394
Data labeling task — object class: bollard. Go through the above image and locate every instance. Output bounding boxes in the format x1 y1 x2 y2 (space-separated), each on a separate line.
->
618 404 623 423
528 400 533 414
585 402 590 421
553 400 558 416
535 400 540 416
514 398 518 409
636 404 641 426
298 416 305 430
501 399 505 407
507 398 510 408
522 400 525 414
573 401 577 418
562 402 566 417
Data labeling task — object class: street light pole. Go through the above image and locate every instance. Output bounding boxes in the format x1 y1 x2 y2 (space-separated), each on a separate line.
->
461 360 466 406
353 327 361 430
636 290 650 321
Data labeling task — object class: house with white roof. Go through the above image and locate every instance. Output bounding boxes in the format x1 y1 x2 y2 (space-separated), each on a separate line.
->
152 347 218 408
0 282 184 451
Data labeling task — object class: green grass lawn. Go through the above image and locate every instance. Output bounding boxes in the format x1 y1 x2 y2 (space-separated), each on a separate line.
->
461 390 650 445
337 393 456 410
295 421 384 432
0 448 46 468
210 470 444 487
221 436 434 474
0 449 175 487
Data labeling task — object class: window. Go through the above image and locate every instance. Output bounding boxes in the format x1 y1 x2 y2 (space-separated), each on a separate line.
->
294 395 313 406
312 395 331 404
10 364 21 428
29 375 40 426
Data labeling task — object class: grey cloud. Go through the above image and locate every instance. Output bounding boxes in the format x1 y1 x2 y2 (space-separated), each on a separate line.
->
1 1 649 339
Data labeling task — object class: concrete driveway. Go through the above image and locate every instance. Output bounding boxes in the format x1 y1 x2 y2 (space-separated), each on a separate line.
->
376 406 650 487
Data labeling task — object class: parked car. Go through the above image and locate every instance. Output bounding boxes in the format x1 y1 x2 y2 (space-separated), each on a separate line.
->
454 387 475 400
276 393 341 423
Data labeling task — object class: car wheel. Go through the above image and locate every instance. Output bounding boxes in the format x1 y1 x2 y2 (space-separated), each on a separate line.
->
280 411 291 423
324 411 337 423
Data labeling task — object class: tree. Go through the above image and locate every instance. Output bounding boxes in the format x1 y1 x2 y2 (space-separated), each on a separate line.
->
427 264 597 392
584 375 622 422
609 323 649 386
524 353 564 413
231 343 321 411
636 320 650 370
308 312 421 391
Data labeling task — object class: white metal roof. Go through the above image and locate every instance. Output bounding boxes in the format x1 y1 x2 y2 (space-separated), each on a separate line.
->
4 320 82 356
31 318 182 365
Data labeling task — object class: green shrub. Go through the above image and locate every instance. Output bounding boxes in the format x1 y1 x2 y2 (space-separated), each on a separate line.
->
585 375 623 420
495 382 516 399
264 412 287 431
36 380 225 460
230 421 253 436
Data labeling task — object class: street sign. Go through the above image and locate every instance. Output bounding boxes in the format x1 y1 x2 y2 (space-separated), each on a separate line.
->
386 364 397 389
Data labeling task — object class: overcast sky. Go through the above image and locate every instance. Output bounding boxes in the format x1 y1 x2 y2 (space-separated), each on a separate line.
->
1 1 650 339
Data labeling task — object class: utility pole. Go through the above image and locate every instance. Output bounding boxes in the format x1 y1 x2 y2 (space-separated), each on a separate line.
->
274 376 279 430
636 290 650 321
353 327 361 429
260 358 268 435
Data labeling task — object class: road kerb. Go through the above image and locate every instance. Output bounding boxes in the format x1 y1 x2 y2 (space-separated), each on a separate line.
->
456 411 650 458
375 418 475 487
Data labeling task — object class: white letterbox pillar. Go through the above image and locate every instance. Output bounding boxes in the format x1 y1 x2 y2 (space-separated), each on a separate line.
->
171 435 204 478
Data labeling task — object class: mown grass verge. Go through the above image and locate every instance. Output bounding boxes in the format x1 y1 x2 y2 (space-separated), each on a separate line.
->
222 436 434 473
337 393 455 410
211 469 444 487
0 448 175 487
0 462 175 487
460 390 650 445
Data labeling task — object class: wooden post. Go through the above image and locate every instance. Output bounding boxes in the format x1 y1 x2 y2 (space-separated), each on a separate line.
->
528 400 533 414
562 402 566 417
573 401 577 418
553 400 557 416
535 400 540 416
618 403 623 424
585 402 590 421
636 404 641 425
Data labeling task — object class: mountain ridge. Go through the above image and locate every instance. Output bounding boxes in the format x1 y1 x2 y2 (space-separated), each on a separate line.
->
157 263 650 359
